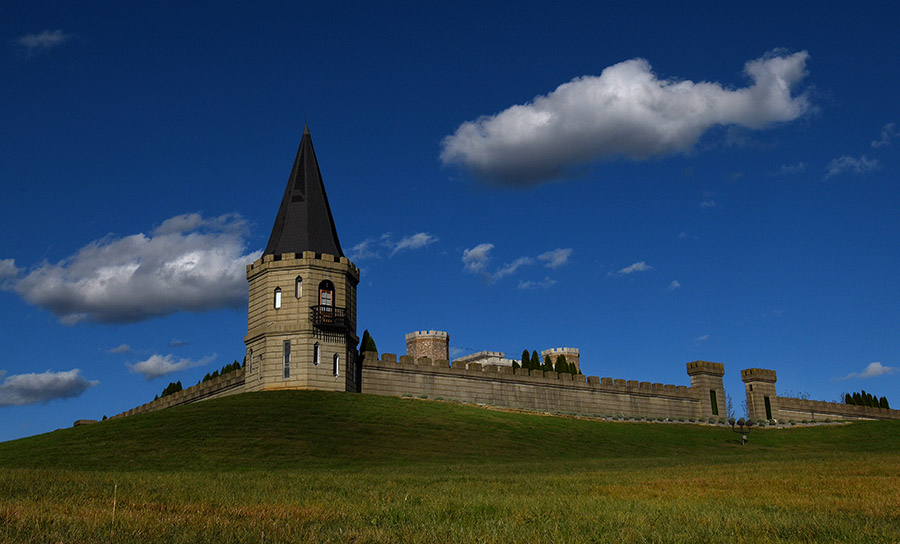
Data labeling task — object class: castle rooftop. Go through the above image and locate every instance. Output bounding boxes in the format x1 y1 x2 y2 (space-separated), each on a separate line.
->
264 125 344 258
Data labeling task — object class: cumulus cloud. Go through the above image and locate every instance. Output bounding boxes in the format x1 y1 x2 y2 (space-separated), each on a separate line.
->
14 29 72 57
668 280 681 290
168 339 188 347
700 198 717 209
0 369 98 406
871 123 897 148
824 155 880 179
128 353 215 380
518 277 557 290
494 257 534 280
617 261 653 275
462 243 494 273
441 50 810 185
538 248 573 269
348 232 437 260
3 213 260 324
107 344 132 354
836 362 896 381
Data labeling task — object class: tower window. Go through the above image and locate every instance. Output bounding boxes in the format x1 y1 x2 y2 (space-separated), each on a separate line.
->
283 341 291 379
709 390 719 416
313 342 320 366
318 280 335 308
274 287 282 309
295 276 302 299
248 349 253 374
333 354 340 377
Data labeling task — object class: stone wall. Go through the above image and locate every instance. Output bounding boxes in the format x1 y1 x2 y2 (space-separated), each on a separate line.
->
775 396 900 421
110 368 246 419
406 330 449 362
360 352 714 420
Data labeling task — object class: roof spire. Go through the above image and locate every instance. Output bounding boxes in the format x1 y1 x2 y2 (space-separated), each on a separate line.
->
263 126 344 258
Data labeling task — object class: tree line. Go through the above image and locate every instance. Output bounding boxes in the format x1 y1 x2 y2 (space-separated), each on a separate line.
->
513 349 580 375
153 360 244 402
843 390 890 409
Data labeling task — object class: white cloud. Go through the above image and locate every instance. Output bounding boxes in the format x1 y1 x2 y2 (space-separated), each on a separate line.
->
128 353 215 380
871 123 897 148
837 361 896 381
14 30 72 57
0 259 20 280
462 243 494 273
825 155 880 179
390 232 438 256
494 257 533 280
668 280 681 290
107 344 132 354
617 261 653 275
537 248 572 269
518 277 557 290
349 232 437 260
168 339 188 347
700 198 717 209
0 369 98 406
772 162 807 175
695 334 709 343
4 213 260 324
441 50 810 185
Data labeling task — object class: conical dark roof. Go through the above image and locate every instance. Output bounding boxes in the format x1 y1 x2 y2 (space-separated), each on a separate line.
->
264 126 344 258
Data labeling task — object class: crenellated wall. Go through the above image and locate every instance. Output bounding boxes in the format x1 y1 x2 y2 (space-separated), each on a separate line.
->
742 367 900 421
110 369 246 419
360 352 722 420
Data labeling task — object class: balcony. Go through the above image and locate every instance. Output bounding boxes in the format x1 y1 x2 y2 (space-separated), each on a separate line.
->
309 305 349 342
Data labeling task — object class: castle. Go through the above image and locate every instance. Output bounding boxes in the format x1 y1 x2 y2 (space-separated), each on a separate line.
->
107 127 899 424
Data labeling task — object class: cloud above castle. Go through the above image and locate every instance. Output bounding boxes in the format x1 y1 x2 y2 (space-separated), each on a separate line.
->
441 50 810 185
1 213 260 324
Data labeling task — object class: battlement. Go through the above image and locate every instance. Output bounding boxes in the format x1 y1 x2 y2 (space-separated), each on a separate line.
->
542 347 579 356
246 252 360 281
405 330 450 340
741 368 777 383
363 352 697 400
685 361 725 376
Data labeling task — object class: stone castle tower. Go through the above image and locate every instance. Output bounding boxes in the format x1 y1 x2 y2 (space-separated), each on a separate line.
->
244 126 360 393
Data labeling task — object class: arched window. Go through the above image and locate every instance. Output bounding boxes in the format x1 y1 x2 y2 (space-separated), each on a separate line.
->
313 342 320 366
295 276 302 299
274 287 282 309
318 280 335 308
333 354 340 377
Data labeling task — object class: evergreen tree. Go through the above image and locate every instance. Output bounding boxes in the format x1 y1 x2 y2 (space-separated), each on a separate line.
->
360 329 378 354
542 355 553 372
555 354 570 374
530 350 540 371
512 361 520 370
521 349 530 370
844 393 852 404
882 396 891 409
853 392 862 405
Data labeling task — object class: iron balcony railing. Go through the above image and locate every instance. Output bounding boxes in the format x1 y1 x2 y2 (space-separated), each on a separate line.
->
309 305 349 341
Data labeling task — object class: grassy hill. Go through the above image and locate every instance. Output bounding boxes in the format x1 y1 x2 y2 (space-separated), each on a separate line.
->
1 391 899 542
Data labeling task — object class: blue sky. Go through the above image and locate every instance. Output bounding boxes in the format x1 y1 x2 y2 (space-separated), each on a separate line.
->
2 2 898 441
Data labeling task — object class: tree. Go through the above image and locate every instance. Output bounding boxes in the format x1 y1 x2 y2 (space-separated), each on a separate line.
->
521 350 530 370
726 393 735 419
360 329 378 354
512 361 520 370
853 392 862 405
542 355 554 372
881 396 890 409
530 350 540 371
555 354 570 374
844 393 852 404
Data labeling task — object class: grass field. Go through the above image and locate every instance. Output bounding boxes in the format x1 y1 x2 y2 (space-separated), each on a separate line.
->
1 391 898 542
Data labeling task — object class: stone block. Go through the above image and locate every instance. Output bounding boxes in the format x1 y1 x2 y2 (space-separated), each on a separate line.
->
467 363 483 371
587 376 600 385
417 357 432 366
382 353 397 363
639 381 651 390
399 355 413 364
544 371 558 379
614 379 626 387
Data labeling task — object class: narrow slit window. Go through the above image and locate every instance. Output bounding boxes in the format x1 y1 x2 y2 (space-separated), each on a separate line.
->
333 354 340 377
248 349 253 374
295 276 302 299
709 390 719 416
283 341 291 379
764 396 772 420
313 342 320 366
274 287 282 309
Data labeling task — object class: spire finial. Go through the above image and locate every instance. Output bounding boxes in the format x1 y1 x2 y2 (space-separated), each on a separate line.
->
304 116 309 134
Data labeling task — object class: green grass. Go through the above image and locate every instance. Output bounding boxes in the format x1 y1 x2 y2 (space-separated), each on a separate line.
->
1 391 899 542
